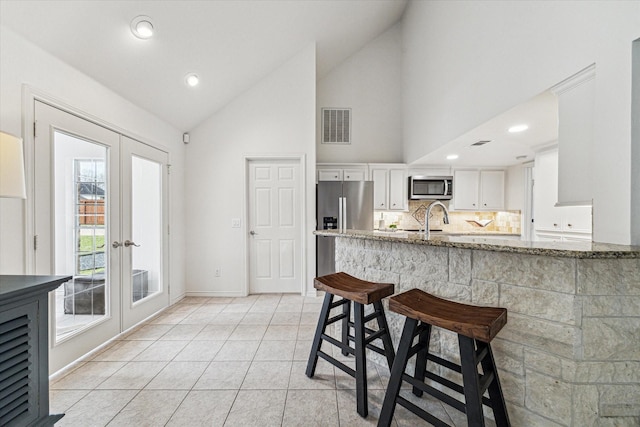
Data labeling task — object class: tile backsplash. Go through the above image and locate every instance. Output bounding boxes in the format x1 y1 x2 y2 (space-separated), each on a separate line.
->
375 200 521 234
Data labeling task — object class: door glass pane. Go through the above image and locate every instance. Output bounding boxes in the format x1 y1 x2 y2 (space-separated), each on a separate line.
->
131 155 162 303
53 131 108 341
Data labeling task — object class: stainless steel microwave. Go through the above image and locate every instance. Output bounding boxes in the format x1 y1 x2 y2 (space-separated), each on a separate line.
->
408 176 453 200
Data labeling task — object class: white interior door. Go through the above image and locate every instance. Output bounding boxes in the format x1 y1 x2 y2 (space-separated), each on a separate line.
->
248 159 301 293
120 136 169 329
34 101 121 372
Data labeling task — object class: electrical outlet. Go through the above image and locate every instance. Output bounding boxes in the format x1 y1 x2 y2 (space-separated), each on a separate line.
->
215 268 221 277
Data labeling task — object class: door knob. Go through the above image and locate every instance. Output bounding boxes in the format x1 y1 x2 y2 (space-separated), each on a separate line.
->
112 241 123 248
124 240 140 247
249 230 258 236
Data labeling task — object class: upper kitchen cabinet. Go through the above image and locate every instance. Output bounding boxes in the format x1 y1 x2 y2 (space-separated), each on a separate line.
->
407 167 451 177
480 170 505 210
370 164 407 211
533 149 592 241
550 65 595 206
317 164 368 182
453 169 504 211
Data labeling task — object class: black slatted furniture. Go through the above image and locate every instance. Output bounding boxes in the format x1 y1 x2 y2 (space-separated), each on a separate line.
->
378 289 510 427
306 272 396 418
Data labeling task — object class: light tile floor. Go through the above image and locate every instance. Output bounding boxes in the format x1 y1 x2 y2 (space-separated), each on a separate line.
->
50 294 478 426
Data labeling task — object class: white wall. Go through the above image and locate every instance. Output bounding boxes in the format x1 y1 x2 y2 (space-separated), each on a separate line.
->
0 26 186 301
402 1 640 244
185 45 316 296
317 24 402 163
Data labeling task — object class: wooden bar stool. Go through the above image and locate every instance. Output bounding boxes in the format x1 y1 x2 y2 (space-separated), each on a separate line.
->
378 289 510 427
306 272 396 418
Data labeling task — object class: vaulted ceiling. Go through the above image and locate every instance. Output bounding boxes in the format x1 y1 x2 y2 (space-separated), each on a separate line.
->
0 0 408 131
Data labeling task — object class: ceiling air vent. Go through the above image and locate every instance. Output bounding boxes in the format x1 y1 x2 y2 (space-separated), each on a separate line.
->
321 108 351 144
471 140 491 146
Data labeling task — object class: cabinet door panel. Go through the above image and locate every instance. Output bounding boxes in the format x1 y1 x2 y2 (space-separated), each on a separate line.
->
533 150 563 231
344 169 366 181
480 170 504 210
453 170 479 210
563 206 592 233
318 169 342 181
389 169 407 211
371 169 388 210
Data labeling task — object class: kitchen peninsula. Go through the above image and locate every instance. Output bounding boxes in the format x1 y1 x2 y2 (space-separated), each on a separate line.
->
314 229 640 426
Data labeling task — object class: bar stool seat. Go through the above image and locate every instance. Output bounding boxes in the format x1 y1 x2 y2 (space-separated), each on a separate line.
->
378 289 510 427
306 272 396 418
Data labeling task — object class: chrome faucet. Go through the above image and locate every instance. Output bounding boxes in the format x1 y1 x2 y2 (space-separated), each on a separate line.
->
424 201 450 239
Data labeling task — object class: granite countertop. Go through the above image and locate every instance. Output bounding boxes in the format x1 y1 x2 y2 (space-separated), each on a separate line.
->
314 229 640 259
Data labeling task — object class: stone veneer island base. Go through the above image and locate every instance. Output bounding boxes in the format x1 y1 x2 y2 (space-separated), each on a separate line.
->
316 230 640 427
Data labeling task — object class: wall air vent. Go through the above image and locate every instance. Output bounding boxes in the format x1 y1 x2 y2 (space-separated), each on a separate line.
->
321 108 351 144
471 140 491 146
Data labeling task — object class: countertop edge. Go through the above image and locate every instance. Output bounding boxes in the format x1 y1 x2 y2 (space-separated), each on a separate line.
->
314 230 640 259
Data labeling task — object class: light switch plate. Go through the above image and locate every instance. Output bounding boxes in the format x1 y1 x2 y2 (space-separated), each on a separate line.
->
232 218 241 228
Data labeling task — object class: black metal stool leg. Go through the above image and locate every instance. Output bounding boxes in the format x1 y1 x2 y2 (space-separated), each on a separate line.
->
458 335 485 427
341 299 351 356
480 342 511 427
306 292 334 378
377 317 419 427
354 302 368 417
412 322 431 397
373 300 395 368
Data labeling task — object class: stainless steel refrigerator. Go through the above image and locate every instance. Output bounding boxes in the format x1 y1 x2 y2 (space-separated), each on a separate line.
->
316 181 373 276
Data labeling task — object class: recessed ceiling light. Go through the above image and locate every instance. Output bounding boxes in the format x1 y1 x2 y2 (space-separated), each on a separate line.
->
508 124 529 133
131 15 154 39
185 73 200 87
446 154 459 160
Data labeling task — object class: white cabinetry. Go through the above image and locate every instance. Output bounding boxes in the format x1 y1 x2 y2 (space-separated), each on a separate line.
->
453 169 504 211
317 164 368 182
533 149 592 241
480 171 505 210
407 167 451 177
389 169 407 211
453 170 479 210
370 164 407 211
551 65 595 206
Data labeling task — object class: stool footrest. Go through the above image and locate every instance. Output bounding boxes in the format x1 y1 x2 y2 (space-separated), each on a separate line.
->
347 322 380 336
424 371 464 399
403 373 467 413
321 333 354 356
363 311 380 323
396 396 451 427
326 312 348 326
479 371 495 396
346 334 388 356
364 328 388 346
427 353 462 374
330 298 350 309
476 344 489 364
317 350 356 378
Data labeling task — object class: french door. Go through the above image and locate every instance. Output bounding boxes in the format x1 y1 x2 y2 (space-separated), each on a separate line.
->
34 101 169 372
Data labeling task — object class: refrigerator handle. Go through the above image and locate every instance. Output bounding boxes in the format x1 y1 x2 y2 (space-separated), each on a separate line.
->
342 197 347 231
338 197 344 232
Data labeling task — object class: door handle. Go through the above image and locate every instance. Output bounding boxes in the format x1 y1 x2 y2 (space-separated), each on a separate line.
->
124 240 140 247
249 230 258 236
112 241 123 248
